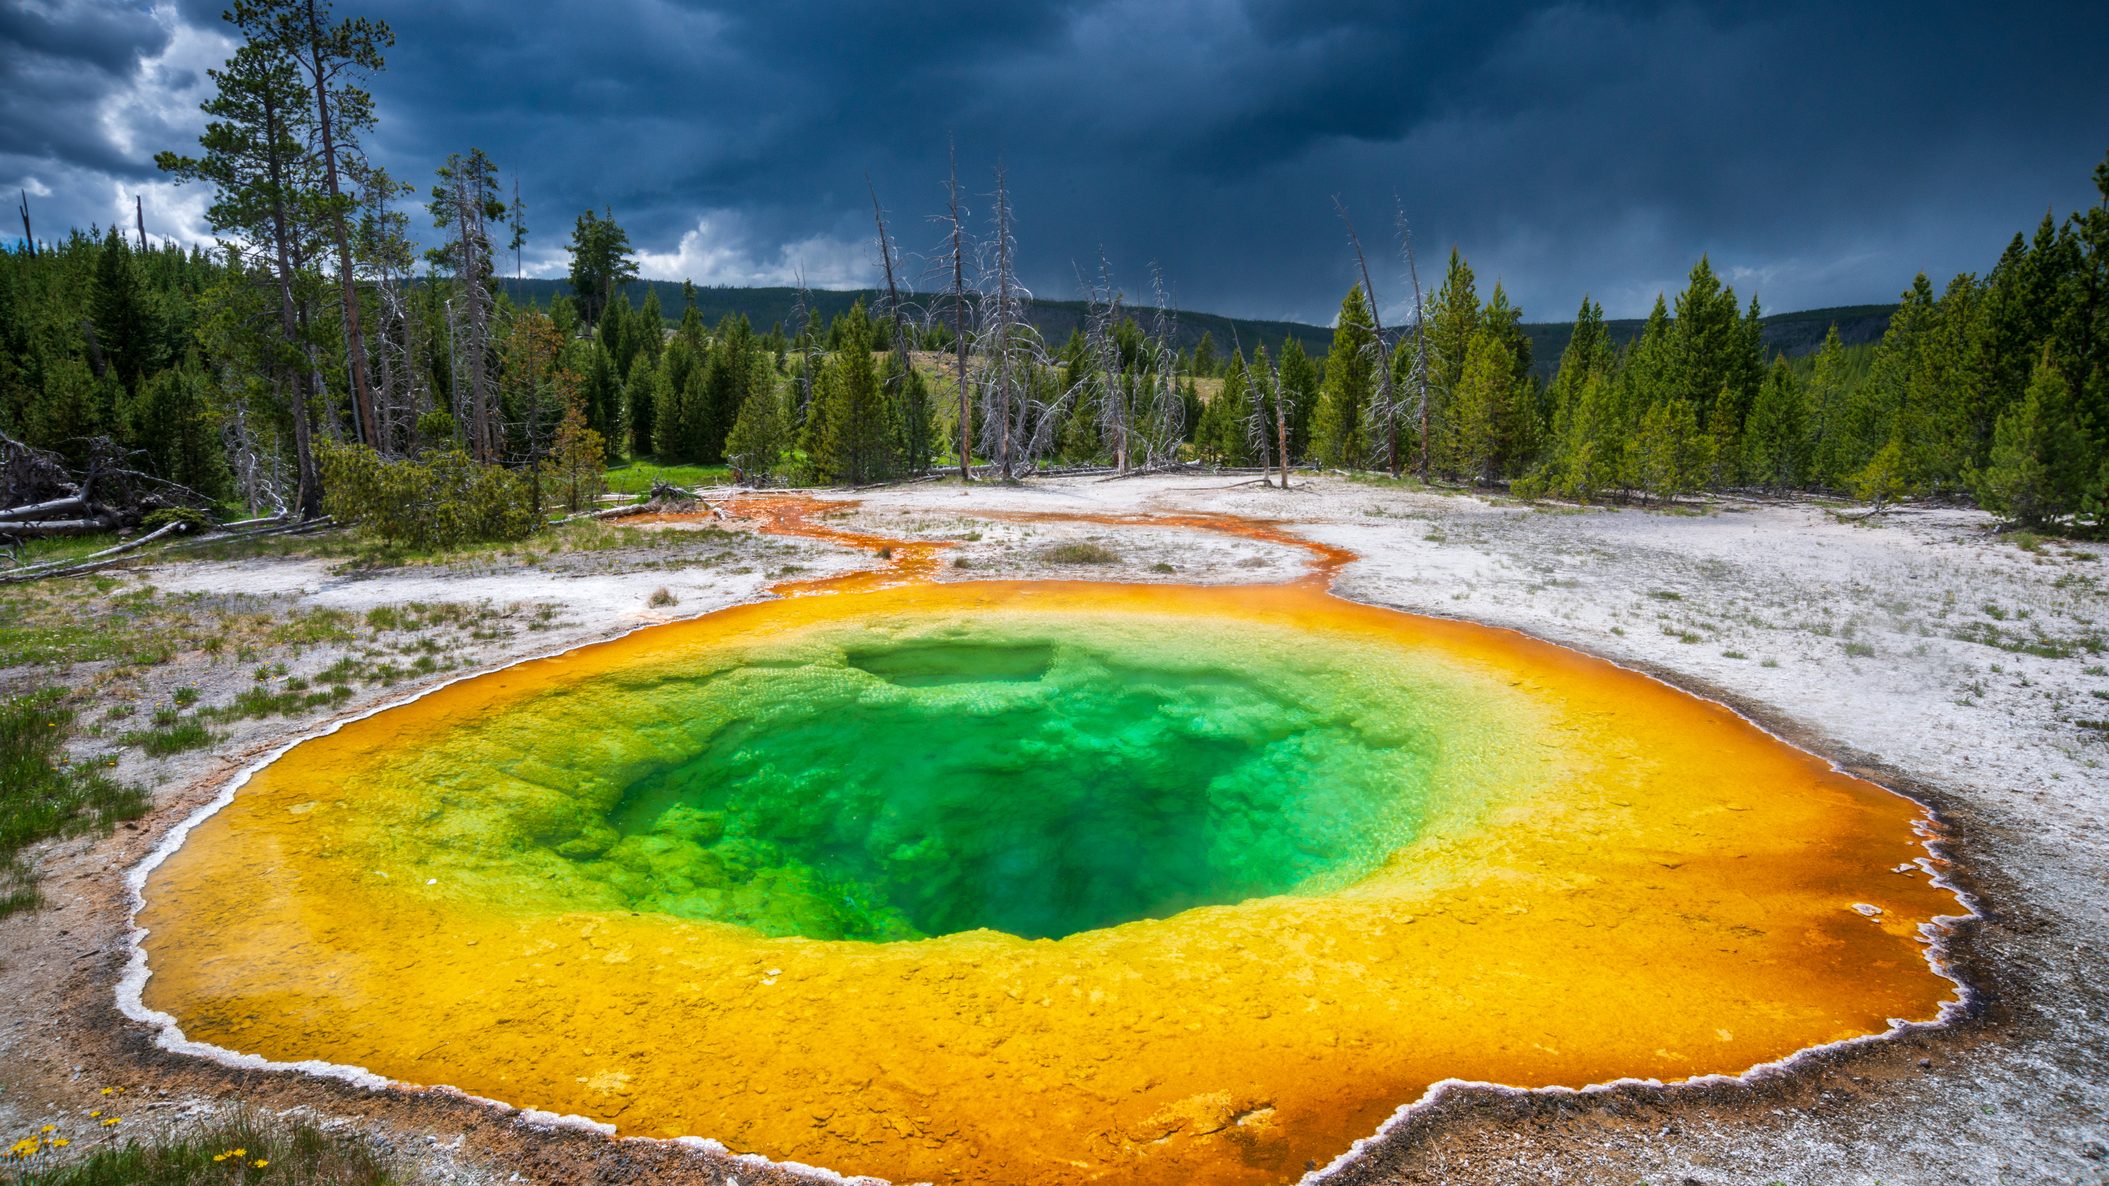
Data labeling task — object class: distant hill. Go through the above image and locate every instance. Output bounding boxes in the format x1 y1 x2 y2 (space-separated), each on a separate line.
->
495 278 1337 360
498 278 1893 379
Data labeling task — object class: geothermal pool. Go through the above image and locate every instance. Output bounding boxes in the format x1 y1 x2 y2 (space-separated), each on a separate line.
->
130 506 1965 1186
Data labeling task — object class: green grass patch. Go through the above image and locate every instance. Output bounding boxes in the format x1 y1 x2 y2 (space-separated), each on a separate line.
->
202 683 354 723
121 717 215 757
7 1110 398 1185
604 458 734 495
1040 541 1121 565
0 689 149 919
3 532 127 570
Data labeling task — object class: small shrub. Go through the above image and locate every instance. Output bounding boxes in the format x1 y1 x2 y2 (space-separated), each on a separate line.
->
647 587 678 608
318 442 538 550
140 505 214 534
1844 640 1877 658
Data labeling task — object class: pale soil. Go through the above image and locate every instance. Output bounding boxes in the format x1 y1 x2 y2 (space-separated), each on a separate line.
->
2 475 2106 1185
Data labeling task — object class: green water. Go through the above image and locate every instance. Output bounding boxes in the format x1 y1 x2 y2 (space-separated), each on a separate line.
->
592 631 1442 941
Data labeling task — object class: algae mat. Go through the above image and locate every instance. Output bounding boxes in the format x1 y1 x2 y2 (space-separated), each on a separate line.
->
132 576 1964 1186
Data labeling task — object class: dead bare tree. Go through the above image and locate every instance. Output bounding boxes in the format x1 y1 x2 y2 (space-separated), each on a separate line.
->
932 139 973 480
1080 252 1130 473
221 390 289 516
1336 197 1405 477
1137 262 1186 468
1242 341 1293 490
135 194 147 251
868 178 915 361
789 271 819 424
509 174 526 281
16 189 33 256
432 156 500 460
354 163 420 452
0 434 212 540
1396 200 1432 482
973 164 1024 478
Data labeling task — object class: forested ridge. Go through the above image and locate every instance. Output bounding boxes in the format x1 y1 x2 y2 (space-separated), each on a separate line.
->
3 0 2105 546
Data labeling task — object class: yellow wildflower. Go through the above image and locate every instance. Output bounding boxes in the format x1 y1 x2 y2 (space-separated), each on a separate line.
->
253 1159 268 1168
88 1110 100 1118
101 1117 121 1127
51 1139 68 1148
233 1147 246 1156
39 1125 54 1133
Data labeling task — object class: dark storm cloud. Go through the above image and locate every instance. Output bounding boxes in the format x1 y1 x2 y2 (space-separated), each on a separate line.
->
8 0 2107 322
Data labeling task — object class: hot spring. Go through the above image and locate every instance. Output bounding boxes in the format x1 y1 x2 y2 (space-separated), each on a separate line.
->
130 515 1965 1186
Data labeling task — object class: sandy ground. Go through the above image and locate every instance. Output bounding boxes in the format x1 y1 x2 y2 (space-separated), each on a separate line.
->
2 474 2105 1185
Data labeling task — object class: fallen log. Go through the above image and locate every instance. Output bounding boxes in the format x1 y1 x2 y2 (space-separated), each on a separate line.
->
0 494 90 523
0 514 121 538
0 519 189 580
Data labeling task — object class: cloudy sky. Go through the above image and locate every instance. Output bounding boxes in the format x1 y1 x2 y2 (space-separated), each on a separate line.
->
5 0 2106 324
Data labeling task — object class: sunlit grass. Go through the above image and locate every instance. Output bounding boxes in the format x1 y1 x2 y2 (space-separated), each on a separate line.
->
0 689 148 918
603 457 734 495
6 1108 398 1185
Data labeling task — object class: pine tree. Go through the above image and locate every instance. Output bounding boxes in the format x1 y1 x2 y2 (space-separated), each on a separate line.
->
1670 256 1743 419
1852 437 1910 512
541 404 606 513
883 350 933 472
1971 348 2086 527
1196 350 1249 464
651 332 705 460
1481 282 1539 471
1546 297 1609 454
89 228 164 390
725 380 790 485
579 342 622 462
804 303 894 485
1628 397 1710 504
623 353 657 457
1849 274 1936 482
1741 357 1807 490
635 285 664 366
1423 248 1481 472
1276 337 1319 463
1312 285 1375 467
600 287 633 375
155 37 330 515
566 208 638 326
1805 326 1854 485
1449 326 1516 484
1558 372 1625 500
128 362 229 497
1191 331 1219 378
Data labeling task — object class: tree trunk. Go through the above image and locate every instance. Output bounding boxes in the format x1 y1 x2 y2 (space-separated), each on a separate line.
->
304 0 378 450
1276 388 1292 490
948 148 970 481
262 85 323 520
